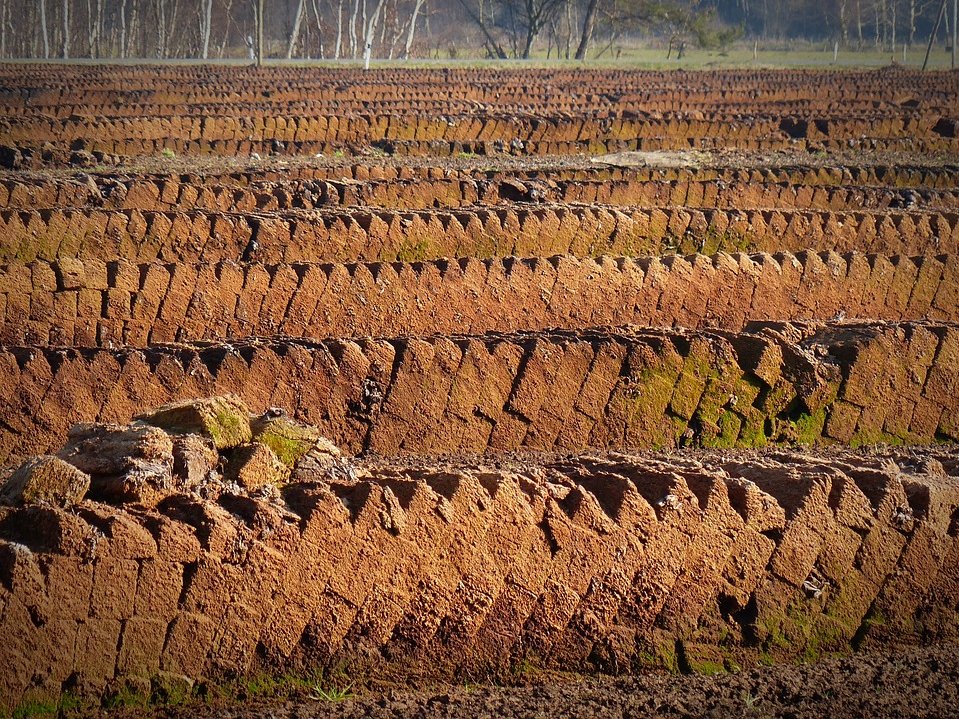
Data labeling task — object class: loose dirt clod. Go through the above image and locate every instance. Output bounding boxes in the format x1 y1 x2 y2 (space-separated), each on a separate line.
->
139 396 253 450
251 411 342 467
0 455 90 507
224 442 291 490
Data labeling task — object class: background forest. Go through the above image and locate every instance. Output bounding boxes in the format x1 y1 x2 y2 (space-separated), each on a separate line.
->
1 0 956 62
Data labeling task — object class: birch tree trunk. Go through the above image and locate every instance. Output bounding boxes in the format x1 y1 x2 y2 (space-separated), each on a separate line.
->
87 0 95 55
856 0 864 50
335 0 344 57
575 0 599 59
95 0 103 57
257 0 265 65
909 0 916 46
333 0 343 60
40 0 50 58
201 0 214 58
363 0 386 68
130 0 141 58
349 0 360 57
891 0 897 51
218 0 234 57
62 0 69 58
403 0 426 58
309 0 324 57
288 0 307 57
876 0 882 48
0 0 6 58
168 0 181 57
120 0 127 58
838 0 849 44
154 0 166 57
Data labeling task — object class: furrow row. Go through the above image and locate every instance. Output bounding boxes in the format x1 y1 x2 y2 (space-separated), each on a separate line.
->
5 176 958 214
1 322 957 463
1 252 956 347
3 206 957 264
1 447 957 709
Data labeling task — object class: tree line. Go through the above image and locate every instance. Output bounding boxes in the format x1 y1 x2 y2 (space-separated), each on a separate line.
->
0 0 955 60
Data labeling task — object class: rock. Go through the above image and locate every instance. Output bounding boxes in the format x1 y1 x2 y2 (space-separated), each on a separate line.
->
58 423 174 505
0 144 23 169
250 410 341 468
69 149 97 167
138 395 252 450
0 455 90 507
171 434 219 492
59 422 173 475
223 443 290 491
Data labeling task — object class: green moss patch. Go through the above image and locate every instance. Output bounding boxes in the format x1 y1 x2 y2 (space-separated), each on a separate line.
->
139 395 253 450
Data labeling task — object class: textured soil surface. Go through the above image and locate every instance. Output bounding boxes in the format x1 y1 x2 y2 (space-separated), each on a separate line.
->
99 644 959 719
2 64 959 718
4 437 959 712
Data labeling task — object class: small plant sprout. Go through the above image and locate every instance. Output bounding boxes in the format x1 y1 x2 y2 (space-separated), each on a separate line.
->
309 682 354 702
743 689 761 709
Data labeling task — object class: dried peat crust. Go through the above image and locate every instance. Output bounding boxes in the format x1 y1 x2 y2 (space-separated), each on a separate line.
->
2 397 959 716
3 321 959 463
2 65 959 718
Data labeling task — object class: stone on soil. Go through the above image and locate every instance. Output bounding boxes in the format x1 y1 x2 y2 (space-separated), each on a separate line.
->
57 423 175 505
138 395 253 450
0 455 90 507
251 411 341 467
224 443 291 490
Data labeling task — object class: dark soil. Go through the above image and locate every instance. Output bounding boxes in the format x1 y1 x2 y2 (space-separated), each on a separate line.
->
95 644 959 719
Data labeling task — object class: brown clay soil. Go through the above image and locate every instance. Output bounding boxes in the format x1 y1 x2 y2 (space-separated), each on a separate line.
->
98 643 959 719
2 64 959 718
5 437 959 713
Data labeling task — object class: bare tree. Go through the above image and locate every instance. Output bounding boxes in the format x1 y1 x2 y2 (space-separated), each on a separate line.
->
350 0 360 56
363 0 387 66
61 0 69 58
575 0 599 58
288 0 307 56
123 0 138 58
39 0 49 58
200 0 214 58
88 0 103 57
257 0 265 64
218 0 236 57
403 0 428 57
457 0 508 57
520 0 566 56
308 0 326 56
153 0 166 57
838 0 849 43
331 0 345 57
